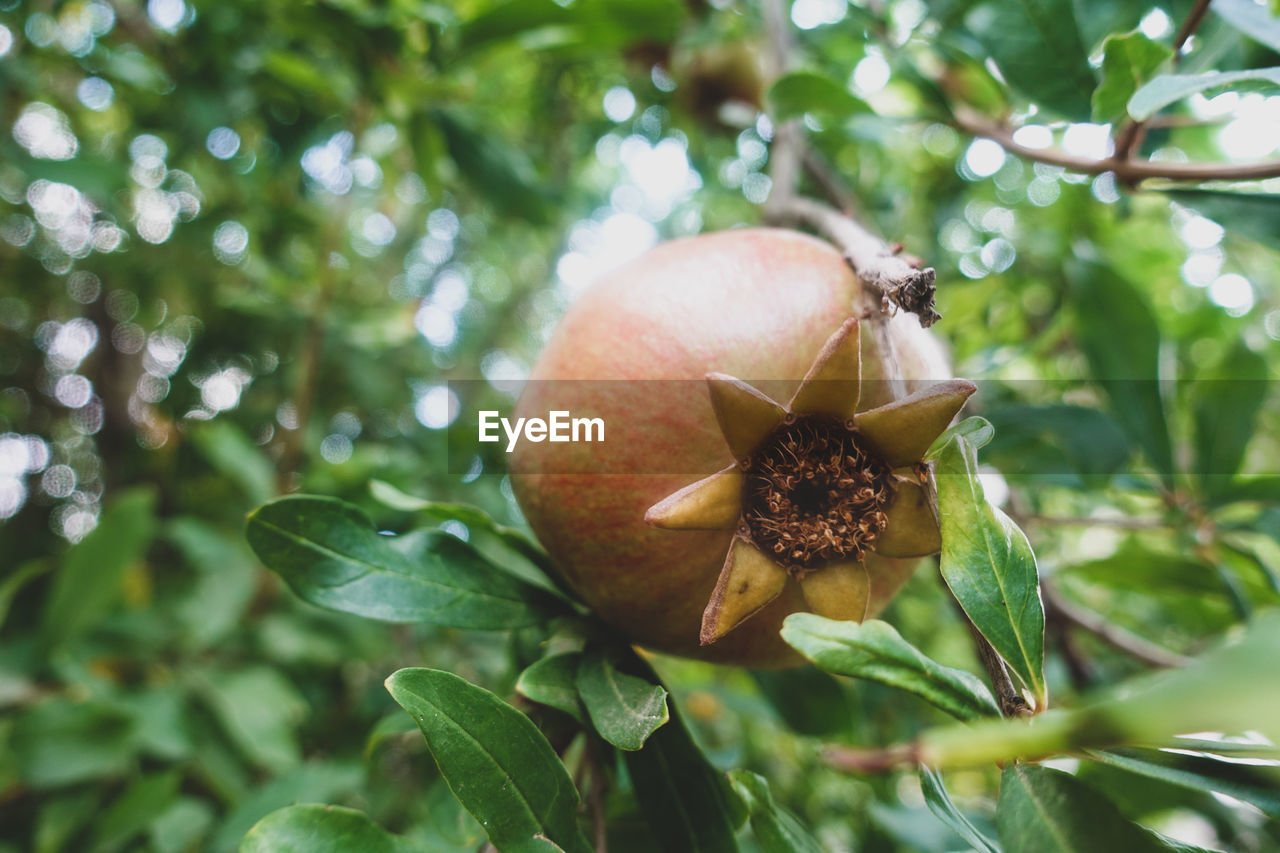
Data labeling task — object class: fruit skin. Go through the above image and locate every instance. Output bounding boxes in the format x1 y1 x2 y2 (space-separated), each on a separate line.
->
510 228 950 667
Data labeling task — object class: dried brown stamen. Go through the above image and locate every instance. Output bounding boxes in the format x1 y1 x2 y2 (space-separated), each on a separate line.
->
742 415 891 576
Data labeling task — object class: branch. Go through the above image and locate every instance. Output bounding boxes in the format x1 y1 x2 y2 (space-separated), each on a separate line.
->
967 617 1035 717
1042 582 1192 669
953 107 1280 183
758 0 940 335
766 194 941 328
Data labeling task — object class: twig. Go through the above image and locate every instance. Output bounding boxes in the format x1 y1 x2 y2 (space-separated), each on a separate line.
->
1042 582 1191 669
800 144 860 215
825 742 919 774
952 106 1280 183
1014 513 1171 531
1047 610 1095 690
967 616 1034 717
1113 0 1213 165
585 738 609 853
1172 0 1213 58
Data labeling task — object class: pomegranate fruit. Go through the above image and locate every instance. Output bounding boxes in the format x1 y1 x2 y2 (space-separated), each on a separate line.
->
510 228 959 667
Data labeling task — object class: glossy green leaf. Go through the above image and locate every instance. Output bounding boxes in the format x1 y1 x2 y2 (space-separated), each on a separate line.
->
727 770 824 853
1192 342 1270 495
928 418 1046 707
367 480 568 596
1129 67 1280 120
964 0 1096 119
624 690 741 853
767 71 870 122
1212 0 1280 53
1070 262 1173 481
1090 747 1280 820
781 615 999 720
385 668 592 853
1092 31 1172 123
1162 189 1280 248
575 648 669 750
515 652 586 722
920 766 1000 853
998 764 1167 852
246 496 559 628
41 487 157 646
240 804 405 853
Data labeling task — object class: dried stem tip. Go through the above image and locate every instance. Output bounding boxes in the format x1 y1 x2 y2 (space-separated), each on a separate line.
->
743 415 891 575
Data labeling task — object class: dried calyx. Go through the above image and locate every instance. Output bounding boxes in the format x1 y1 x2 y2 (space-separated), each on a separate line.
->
644 317 977 647
744 416 891 575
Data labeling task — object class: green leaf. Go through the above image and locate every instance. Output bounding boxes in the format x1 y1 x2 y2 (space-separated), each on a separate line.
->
1212 0 1280 54
367 480 567 596
575 648 669 750
1162 189 1280 249
1192 342 1270 495
750 668 852 736
12 699 136 788
200 666 306 773
964 0 1096 119
1090 747 1280 820
928 417 1047 707
1069 262 1173 481
1092 31 1172 124
515 652 586 722
456 0 683 55
727 770 824 853
767 71 870 122
916 610 1280 768
431 108 551 223
624 687 741 853
240 804 406 853
90 770 182 853
385 668 592 853
0 559 49 632
189 421 276 506
781 615 999 720
207 761 365 853
167 518 258 648
920 766 1001 853
151 798 216 853
1129 67 1280 120
41 487 157 646
246 496 559 628
998 764 1167 852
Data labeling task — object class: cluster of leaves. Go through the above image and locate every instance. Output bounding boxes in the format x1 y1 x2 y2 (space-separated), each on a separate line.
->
0 0 1278 850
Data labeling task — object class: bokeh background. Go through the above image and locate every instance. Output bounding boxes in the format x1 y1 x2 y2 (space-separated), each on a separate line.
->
1 0 1278 850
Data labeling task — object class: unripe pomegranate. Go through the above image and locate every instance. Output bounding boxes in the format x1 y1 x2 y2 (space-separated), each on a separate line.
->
510 229 964 667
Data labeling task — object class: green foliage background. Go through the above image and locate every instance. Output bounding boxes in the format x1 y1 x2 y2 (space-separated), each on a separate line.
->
1 0 1278 850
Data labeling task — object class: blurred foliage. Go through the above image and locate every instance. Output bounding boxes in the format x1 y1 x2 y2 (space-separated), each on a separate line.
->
1 0 1279 850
